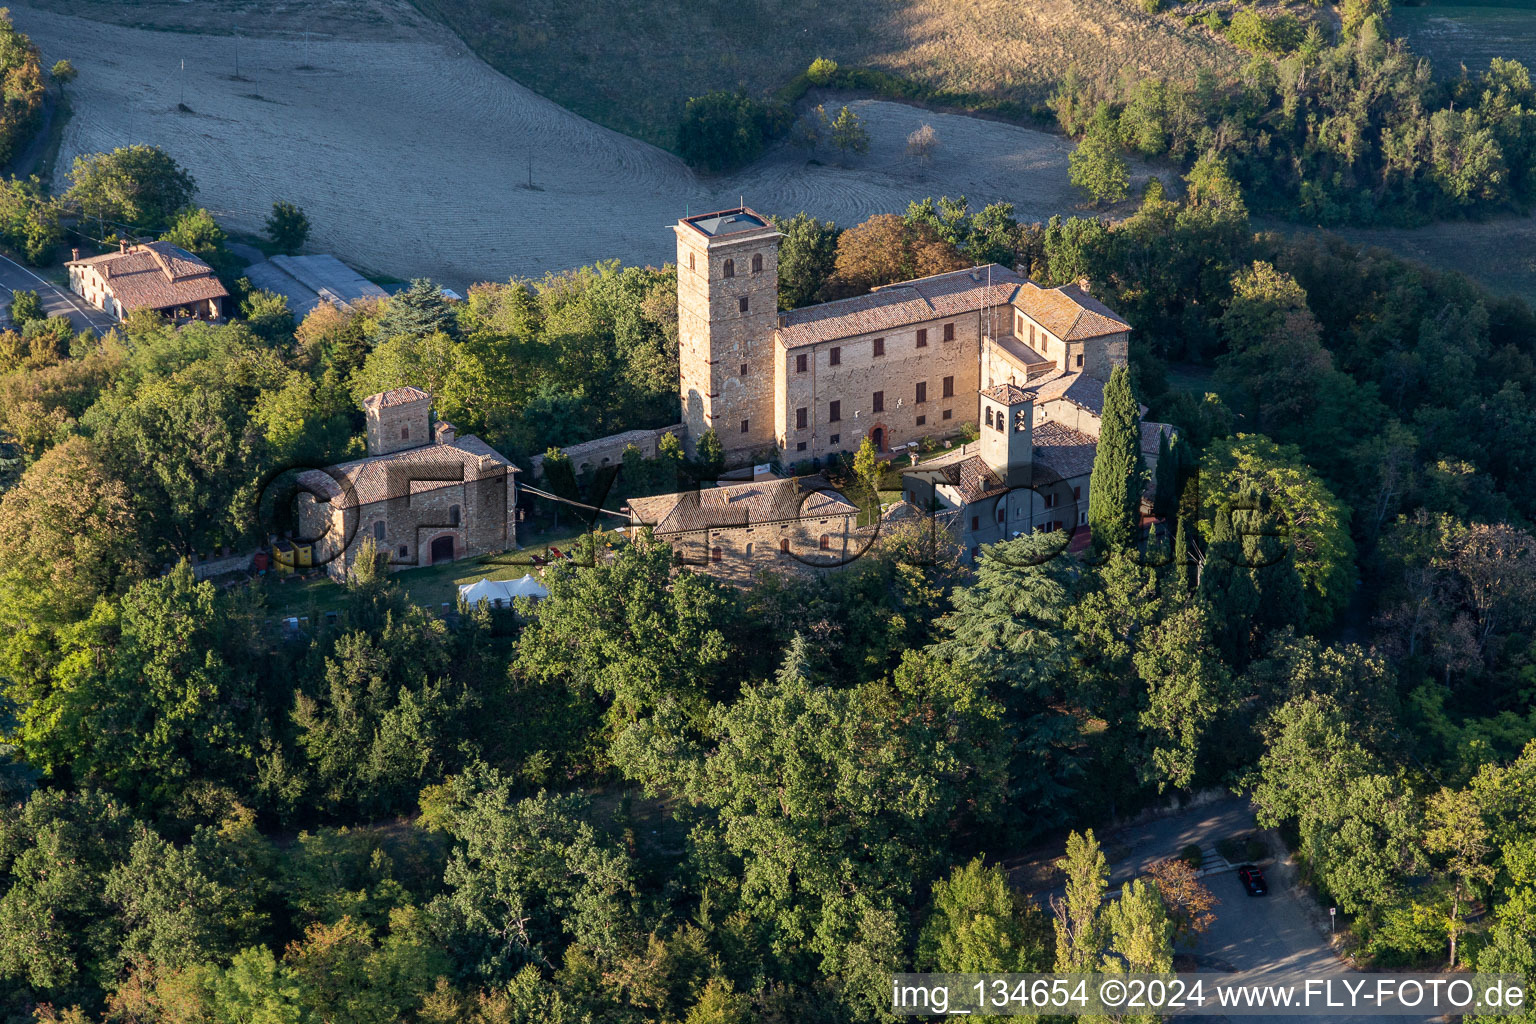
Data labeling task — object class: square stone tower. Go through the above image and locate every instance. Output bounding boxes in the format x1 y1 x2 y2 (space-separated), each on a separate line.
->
364 385 432 457
979 383 1034 488
674 207 781 459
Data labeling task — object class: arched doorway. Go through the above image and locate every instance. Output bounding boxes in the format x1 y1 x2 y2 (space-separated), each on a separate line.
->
429 535 456 564
870 426 886 452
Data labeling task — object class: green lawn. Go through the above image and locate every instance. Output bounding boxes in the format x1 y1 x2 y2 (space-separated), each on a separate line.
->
261 523 623 619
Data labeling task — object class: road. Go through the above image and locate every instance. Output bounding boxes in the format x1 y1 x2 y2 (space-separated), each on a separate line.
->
1018 797 1442 1024
0 250 116 335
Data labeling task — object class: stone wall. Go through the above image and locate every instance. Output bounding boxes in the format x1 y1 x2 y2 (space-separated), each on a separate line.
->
676 221 781 460
641 508 867 586
366 394 432 456
303 460 518 579
776 310 985 462
528 424 687 481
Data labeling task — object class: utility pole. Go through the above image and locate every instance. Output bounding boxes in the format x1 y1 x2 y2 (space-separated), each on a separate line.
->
180 58 185 105
234 27 240 79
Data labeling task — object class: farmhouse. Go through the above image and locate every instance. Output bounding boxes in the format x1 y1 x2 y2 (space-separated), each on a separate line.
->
66 240 229 320
626 474 862 584
650 204 1172 569
297 386 519 578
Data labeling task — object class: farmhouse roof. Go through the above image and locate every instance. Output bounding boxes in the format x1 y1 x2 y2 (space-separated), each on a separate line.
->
296 434 516 509
918 454 1008 505
363 386 432 409
1032 421 1098 480
627 475 857 535
66 241 228 312
1012 281 1130 341
776 265 1028 349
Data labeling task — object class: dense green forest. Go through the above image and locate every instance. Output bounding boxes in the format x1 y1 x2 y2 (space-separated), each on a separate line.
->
1055 0 1536 223
0 133 1535 1020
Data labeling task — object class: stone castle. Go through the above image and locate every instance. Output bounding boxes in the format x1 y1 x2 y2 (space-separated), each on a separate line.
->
659 205 1172 564
675 206 1132 463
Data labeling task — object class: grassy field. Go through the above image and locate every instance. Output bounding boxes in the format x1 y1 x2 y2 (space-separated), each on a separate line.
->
1391 1 1536 76
406 0 1254 149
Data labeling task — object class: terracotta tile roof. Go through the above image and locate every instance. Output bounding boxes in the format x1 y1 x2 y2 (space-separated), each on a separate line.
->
1014 282 1129 341
777 264 1028 349
627 475 858 535
363 385 432 409
1027 371 1107 416
918 454 1008 504
296 435 516 509
1032 421 1098 479
1141 420 1175 455
981 382 1032 405
67 241 228 312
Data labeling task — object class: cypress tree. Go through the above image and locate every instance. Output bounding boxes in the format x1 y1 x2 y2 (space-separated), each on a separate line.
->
1088 365 1147 553
1199 507 1259 667
1153 430 1177 521
1172 509 1193 595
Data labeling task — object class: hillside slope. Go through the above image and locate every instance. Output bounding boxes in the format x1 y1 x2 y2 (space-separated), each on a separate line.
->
407 0 1251 148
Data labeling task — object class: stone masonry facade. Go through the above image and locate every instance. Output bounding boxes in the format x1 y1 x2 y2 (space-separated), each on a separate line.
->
297 387 519 578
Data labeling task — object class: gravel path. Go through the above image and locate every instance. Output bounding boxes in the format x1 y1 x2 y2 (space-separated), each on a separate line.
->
11 4 1142 291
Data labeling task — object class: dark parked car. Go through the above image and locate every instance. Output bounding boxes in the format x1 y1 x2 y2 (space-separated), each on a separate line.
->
1238 865 1267 896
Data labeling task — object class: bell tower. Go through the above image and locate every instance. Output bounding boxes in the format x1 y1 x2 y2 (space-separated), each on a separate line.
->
675 206 780 460
979 383 1034 488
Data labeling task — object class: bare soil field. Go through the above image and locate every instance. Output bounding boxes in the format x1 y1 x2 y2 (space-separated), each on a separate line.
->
24 0 1255 149
1391 1 1536 77
10 2 1150 291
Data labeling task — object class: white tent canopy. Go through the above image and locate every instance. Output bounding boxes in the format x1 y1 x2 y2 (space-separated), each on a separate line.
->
457 574 548 607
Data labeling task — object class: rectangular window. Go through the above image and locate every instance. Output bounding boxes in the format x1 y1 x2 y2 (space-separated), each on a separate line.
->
796 441 807 452
796 407 808 430
1029 324 1036 346
942 375 954 398
740 419 750 434
740 362 748 376
943 322 955 342
942 409 952 420
689 252 696 271
1044 493 1057 509
916 414 926 426
796 353 808 373
1016 312 1023 335
829 400 841 422
972 515 980 531
1073 486 1081 500
830 433 840 445
830 346 841 366
985 407 993 428
1076 353 1085 368
738 296 749 313
915 382 927 404
916 328 928 348
873 337 885 357
873 391 884 413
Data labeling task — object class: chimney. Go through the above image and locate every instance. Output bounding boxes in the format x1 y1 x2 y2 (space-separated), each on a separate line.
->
434 420 456 445
1076 276 1092 295
119 238 128 254
71 248 79 261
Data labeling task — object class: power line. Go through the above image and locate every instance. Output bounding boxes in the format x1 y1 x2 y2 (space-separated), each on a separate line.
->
518 483 634 520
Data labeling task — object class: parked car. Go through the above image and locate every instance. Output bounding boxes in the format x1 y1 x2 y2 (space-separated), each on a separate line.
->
1238 865 1267 896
